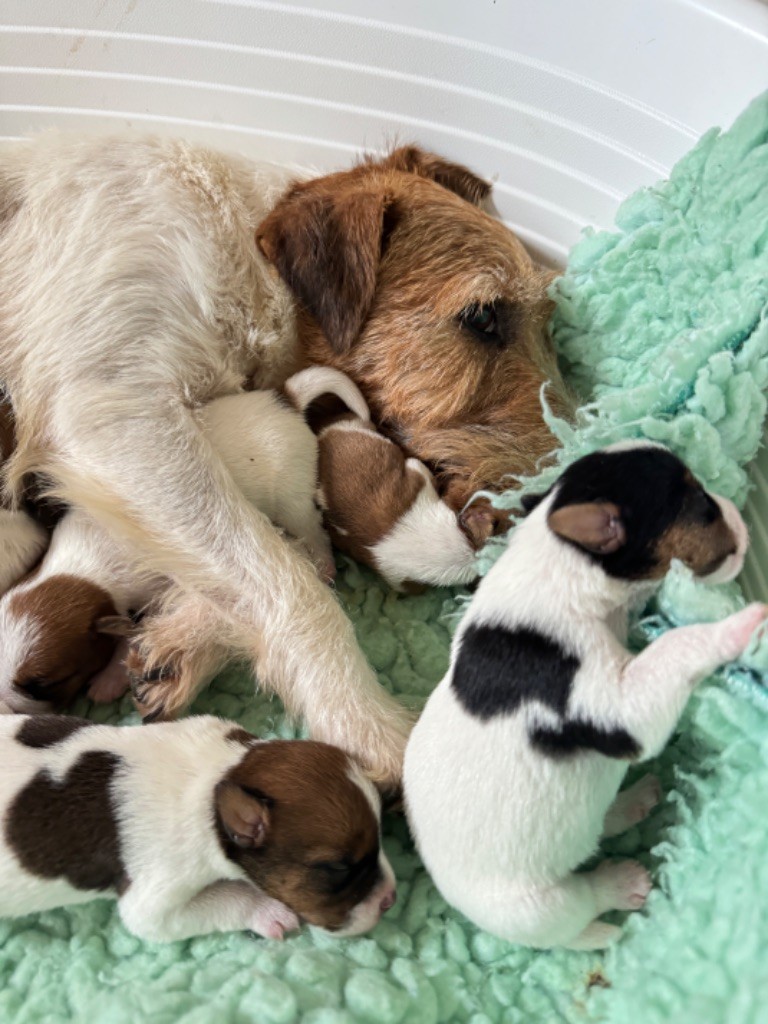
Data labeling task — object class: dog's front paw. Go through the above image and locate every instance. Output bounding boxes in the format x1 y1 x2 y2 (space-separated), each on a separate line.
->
594 859 652 912
249 897 301 941
127 644 185 723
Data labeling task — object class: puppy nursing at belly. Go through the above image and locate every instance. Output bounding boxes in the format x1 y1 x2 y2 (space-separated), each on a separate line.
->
0 713 395 941
404 442 765 949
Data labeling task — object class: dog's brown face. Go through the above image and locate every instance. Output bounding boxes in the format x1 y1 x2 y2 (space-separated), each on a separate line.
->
216 738 396 935
257 146 572 514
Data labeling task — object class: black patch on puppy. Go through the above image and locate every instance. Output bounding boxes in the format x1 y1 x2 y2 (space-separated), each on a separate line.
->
453 623 640 759
531 721 640 760
6 751 128 893
452 623 579 720
550 447 719 580
16 715 93 749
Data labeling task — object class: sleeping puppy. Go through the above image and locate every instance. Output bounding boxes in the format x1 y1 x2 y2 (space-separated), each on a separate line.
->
404 442 765 950
316 414 490 591
0 713 395 941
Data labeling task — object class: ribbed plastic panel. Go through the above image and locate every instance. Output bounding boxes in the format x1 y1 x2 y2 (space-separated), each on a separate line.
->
1 0 767 582
2 0 767 265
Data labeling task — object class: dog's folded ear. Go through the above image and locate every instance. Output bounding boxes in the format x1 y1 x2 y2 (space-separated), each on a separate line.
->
377 146 491 206
256 185 395 354
548 502 626 555
215 781 271 849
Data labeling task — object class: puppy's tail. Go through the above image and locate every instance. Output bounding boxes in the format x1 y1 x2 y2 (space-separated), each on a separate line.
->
283 367 370 422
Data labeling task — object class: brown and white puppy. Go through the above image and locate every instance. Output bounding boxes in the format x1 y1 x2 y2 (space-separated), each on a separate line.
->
315 413 493 591
0 713 396 941
0 135 569 787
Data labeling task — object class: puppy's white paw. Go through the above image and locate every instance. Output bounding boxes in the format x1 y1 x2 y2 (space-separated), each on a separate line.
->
718 603 768 661
623 774 662 826
249 897 301 941
594 859 652 912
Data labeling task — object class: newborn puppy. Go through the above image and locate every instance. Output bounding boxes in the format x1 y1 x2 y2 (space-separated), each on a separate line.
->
0 508 154 712
404 442 764 950
316 415 487 590
0 713 396 941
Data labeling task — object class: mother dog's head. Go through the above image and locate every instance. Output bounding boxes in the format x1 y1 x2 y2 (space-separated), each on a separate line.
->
257 146 572 512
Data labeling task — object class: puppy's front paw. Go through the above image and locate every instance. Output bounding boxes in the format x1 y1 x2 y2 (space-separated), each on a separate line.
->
718 603 768 662
249 897 301 941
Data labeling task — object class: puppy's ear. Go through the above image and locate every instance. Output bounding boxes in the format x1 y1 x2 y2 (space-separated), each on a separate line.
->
379 146 491 206
215 782 271 849
256 185 395 353
548 502 626 555
94 614 134 637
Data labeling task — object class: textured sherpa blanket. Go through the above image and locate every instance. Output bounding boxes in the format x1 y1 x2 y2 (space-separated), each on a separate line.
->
3 93 768 1024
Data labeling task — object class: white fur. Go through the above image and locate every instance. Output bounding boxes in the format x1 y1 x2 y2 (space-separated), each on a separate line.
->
0 714 393 941
0 133 412 785
372 458 478 589
404 449 761 950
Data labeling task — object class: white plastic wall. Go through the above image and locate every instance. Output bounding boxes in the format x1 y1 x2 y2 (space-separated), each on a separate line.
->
2 0 767 265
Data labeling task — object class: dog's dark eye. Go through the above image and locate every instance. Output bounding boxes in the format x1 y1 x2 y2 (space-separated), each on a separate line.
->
459 303 500 342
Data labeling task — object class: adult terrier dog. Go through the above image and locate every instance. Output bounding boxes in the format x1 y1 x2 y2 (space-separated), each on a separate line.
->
0 135 569 787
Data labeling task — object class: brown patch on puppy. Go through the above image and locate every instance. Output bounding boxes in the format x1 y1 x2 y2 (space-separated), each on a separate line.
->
257 145 572 511
6 750 128 893
16 715 94 749
10 574 120 706
227 727 256 747
654 517 737 579
458 500 511 550
215 740 382 931
317 422 425 565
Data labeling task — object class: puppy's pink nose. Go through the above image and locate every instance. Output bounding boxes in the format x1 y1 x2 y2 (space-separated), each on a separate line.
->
380 889 396 913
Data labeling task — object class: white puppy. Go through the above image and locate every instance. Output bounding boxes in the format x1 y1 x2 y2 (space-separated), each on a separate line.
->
404 443 764 949
0 713 395 941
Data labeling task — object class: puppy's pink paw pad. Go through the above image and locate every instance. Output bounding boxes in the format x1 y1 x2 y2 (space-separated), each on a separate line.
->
722 603 768 656
626 775 662 825
250 902 300 941
596 860 652 912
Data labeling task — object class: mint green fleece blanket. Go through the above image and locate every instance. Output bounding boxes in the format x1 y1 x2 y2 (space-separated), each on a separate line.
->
2 94 768 1024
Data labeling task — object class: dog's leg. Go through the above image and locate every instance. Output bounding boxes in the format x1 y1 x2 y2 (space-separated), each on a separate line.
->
616 604 767 759
601 775 662 838
51 402 412 787
119 879 299 942
0 508 48 595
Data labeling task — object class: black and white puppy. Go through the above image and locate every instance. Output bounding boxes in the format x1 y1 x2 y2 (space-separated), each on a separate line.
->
0 714 395 942
404 442 764 950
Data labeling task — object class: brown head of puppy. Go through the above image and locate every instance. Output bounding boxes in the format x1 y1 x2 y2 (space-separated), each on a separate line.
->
0 573 131 710
530 442 748 584
215 738 396 935
256 145 573 515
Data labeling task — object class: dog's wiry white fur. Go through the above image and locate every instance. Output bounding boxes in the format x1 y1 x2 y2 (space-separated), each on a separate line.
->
404 445 762 950
0 714 393 941
0 133 412 785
